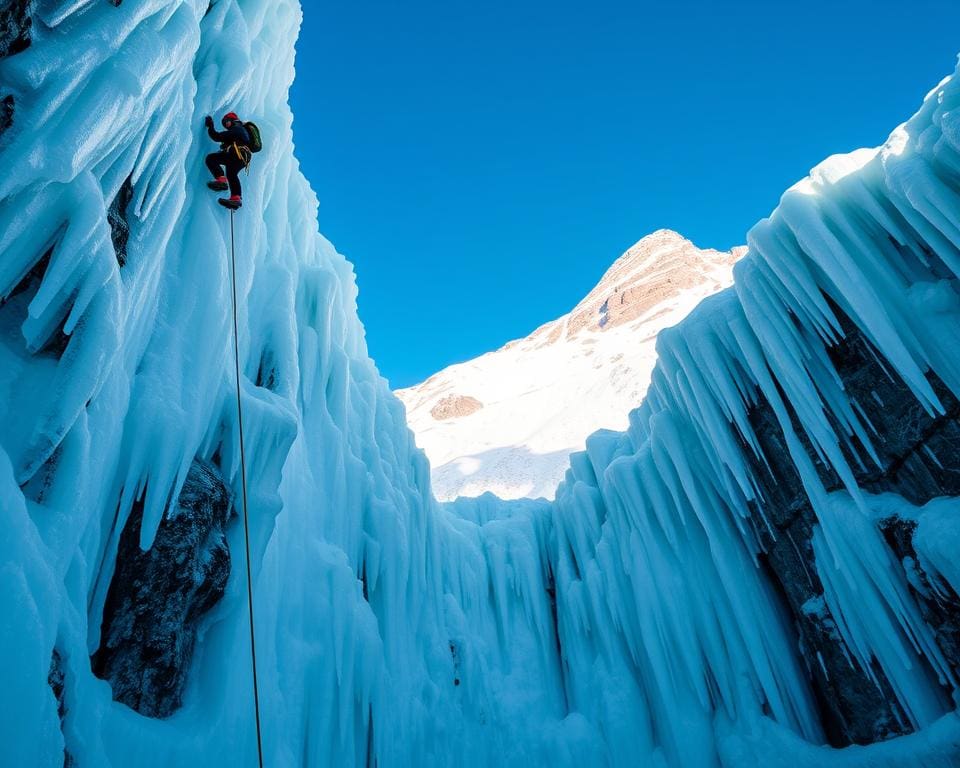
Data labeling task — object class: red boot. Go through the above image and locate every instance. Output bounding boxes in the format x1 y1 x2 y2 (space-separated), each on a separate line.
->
207 176 228 191
218 195 242 210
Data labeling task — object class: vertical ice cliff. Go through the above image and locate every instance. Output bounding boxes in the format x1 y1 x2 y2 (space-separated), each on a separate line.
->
545 73 960 763
0 1 574 765
1 1 960 767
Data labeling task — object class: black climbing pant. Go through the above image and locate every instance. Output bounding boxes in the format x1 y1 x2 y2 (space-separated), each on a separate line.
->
205 150 246 198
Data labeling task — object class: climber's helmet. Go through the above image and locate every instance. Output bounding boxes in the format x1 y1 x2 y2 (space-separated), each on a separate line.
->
221 111 239 128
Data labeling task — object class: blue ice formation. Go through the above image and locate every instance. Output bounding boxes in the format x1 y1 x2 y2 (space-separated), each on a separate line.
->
1 2 960 766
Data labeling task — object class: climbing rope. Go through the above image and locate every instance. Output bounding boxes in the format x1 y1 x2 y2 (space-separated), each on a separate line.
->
229 210 266 768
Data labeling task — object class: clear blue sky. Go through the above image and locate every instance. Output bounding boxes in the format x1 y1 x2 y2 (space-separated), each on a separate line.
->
290 1 960 389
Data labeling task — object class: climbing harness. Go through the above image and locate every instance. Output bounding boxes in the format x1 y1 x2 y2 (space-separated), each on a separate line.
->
228 210 266 768
233 141 253 173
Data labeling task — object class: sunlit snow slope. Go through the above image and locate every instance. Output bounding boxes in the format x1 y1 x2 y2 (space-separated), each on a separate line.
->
397 230 743 500
2 2 960 767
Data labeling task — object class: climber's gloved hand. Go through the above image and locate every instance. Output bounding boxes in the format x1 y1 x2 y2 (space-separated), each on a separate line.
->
204 115 214 129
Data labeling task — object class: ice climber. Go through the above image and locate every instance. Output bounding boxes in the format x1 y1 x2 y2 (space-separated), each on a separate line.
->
204 112 258 210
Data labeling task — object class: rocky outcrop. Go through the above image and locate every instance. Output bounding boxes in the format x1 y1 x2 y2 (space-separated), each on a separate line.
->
107 175 134 268
879 517 960 680
748 394 910 746
0 0 32 59
47 650 76 767
563 230 740 337
745 303 960 745
92 458 232 718
0 95 13 139
430 394 483 421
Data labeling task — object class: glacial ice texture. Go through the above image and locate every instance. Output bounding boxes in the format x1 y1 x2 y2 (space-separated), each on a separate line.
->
1 1 960 767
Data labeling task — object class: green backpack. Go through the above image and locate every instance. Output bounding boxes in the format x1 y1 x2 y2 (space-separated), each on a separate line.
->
244 121 263 153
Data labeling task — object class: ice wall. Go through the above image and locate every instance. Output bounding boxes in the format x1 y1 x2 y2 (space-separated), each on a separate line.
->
0 1 573 765
1 1 960 767
545 66 960 765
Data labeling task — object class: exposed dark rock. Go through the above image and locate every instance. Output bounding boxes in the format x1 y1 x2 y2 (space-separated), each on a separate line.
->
748 408 910 746
48 650 66 722
256 348 278 391
0 94 14 138
0 0 32 59
544 567 569 711
107 175 134 267
823 306 960 677
823 304 960 502
20 444 61 501
880 516 960 677
92 458 232 718
47 650 76 768
744 302 960 746
0 246 71 357
449 642 460 687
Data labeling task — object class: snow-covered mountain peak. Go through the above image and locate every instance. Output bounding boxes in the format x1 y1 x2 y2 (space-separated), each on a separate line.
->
397 231 743 500
563 228 743 338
